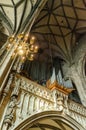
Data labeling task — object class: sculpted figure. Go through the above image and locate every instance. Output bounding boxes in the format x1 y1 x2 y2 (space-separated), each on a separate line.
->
6 96 16 116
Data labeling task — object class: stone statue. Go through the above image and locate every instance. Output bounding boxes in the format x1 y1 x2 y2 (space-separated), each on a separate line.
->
6 96 16 116
57 96 64 111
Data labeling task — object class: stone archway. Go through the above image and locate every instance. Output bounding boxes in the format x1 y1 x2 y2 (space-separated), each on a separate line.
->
14 111 85 130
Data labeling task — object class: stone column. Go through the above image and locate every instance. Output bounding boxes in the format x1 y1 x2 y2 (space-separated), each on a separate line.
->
0 73 14 106
0 37 18 96
67 65 86 107
63 34 86 107
1 75 21 130
2 96 17 130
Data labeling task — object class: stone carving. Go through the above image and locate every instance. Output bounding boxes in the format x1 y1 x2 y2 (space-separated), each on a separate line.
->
11 76 21 96
5 96 16 119
56 96 64 111
1 74 86 130
2 96 17 130
4 74 14 94
0 73 14 106
68 101 86 117
68 101 86 129
2 75 21 130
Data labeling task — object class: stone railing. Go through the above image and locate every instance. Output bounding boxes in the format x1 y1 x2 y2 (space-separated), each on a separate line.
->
1 74 86 130
68 100 86 129
1 75 56 130
14 76 55 124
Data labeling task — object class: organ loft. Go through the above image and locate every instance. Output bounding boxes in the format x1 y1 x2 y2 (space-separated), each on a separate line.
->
0 0 86 130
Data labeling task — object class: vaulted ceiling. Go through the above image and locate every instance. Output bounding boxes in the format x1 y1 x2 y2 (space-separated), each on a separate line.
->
31 0 86 63
28 118 74 130
0 0 86 63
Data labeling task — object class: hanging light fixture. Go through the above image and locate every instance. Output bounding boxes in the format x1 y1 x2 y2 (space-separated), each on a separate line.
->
7 33 39 61
24 33 39 61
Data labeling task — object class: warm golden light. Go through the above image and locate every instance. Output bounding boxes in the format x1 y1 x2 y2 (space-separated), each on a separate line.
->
8 33 38 61
28 54 34 61
17 32 24 39
31 36 35 40
22 56 26 62
18 46 22 50
7 43 11 48
8 35 15 43
22 56 25 59
30 36 35 44
29 44 34 51
24 33 29 42
34 46 38 52
30 40 34 44
25 33 29 37
18 50 24 55
31 54 34 57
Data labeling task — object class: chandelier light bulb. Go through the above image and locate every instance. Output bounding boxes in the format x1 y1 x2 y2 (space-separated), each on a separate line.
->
30 36 35 44
8 35 15 43
17 32 24 39
22 56 25 61
18 46 22 50
28 53 34 61
24 33 29 42
30 40 34 44
34 46 38 52
31 54 34 57
31 36 35 40
12 33 38 61
30 45 34 51
18 50 24 55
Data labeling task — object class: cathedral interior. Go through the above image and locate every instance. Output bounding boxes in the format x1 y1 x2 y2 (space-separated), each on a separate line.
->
0 0 86 130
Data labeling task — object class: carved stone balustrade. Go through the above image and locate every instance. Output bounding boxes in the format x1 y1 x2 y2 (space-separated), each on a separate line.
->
68 100 86 129
0 74 86 130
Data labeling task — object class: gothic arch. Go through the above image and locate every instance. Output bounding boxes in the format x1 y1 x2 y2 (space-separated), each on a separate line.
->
14 111 85 130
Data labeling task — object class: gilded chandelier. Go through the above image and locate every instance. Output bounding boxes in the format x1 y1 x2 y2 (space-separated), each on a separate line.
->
7 33 39 61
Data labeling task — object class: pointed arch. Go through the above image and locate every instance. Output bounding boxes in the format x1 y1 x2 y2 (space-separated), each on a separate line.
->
14 111 85 130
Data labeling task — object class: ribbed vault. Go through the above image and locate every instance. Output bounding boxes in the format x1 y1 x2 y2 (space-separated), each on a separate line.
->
31 0 86 63
0 0 86 104
0 0 86 63
0 0 47 34
28 119 74 130
14 111 85 130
